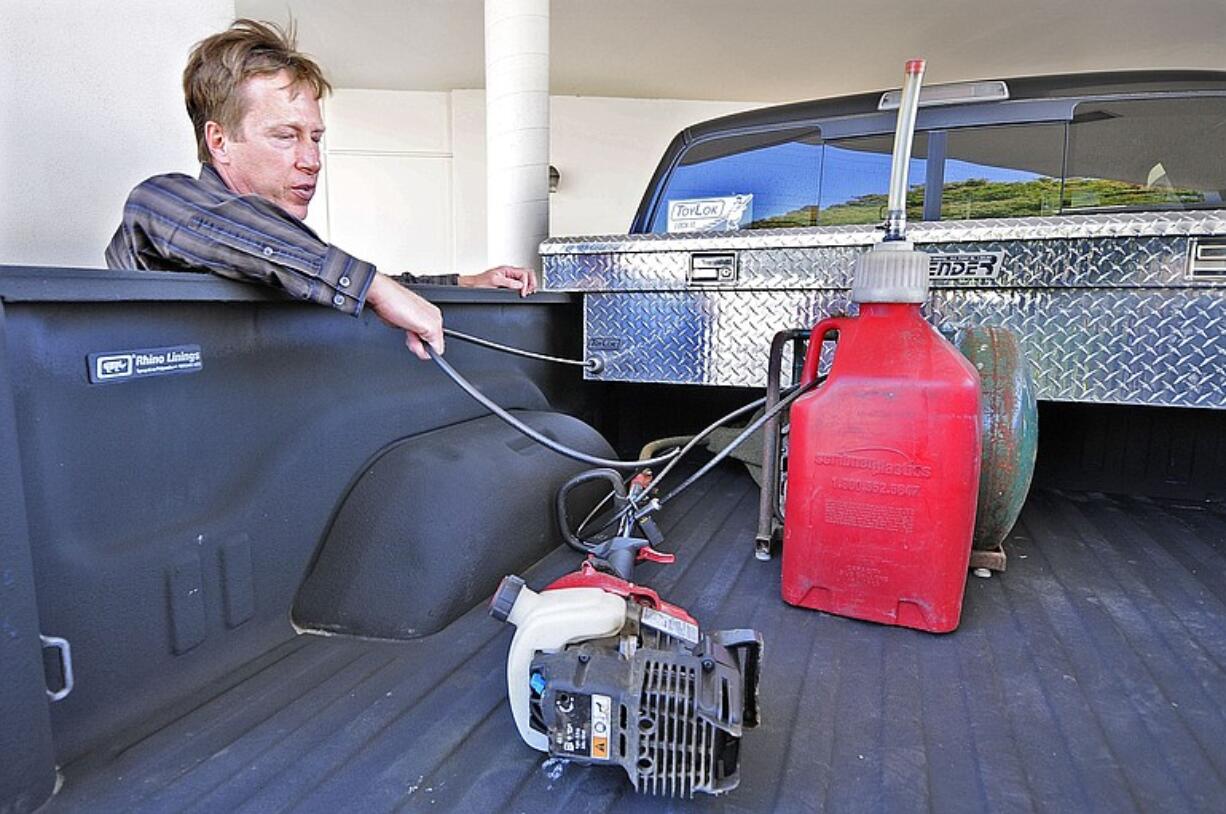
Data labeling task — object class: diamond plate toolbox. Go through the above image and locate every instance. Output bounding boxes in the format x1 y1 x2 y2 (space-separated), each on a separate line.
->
541 212 1226 408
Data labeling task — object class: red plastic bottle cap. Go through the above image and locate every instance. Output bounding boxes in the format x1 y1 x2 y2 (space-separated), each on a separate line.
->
905 59 926 75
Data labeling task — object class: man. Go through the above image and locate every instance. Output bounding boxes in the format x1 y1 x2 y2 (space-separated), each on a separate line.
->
105 19 536 359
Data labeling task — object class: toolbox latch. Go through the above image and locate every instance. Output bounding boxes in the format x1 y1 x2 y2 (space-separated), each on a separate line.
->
1188 238 1226 280
688 252 738 285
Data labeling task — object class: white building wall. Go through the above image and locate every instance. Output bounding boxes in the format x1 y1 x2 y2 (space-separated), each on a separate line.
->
313 90 762 277
306 90 455 277
0 0 236 268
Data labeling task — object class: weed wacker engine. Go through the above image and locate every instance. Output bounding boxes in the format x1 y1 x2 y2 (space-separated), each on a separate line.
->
490 468 762 798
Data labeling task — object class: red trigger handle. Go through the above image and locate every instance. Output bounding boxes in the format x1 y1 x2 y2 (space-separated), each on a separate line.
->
637 547 675 565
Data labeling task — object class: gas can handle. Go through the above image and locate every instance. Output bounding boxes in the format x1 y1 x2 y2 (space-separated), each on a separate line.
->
801 317 846 385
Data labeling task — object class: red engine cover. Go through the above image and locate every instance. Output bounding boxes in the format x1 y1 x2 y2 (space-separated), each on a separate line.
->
781 304 982 633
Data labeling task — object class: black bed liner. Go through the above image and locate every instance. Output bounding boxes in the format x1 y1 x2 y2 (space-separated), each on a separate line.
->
44 466 1226 813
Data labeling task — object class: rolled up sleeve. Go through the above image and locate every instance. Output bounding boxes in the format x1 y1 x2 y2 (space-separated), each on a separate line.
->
393 271 460 287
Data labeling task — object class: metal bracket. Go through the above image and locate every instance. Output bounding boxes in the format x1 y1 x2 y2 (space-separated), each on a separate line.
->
969 544 1008 574
755 328 809 560
40 634 74 702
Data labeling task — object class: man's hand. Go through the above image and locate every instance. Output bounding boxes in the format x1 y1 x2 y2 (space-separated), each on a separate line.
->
458 265 538 296
365 273 443 359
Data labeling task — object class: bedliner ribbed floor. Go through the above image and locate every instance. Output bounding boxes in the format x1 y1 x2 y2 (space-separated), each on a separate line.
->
46 467 1226 813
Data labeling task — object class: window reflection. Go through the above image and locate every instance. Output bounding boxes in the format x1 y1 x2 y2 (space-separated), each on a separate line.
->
649 95 1226 234
938 124 1064 220
819 134 925 226
651 127 822 232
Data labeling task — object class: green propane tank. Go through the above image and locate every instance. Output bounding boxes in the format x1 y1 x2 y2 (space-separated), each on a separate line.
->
958 326 1038 551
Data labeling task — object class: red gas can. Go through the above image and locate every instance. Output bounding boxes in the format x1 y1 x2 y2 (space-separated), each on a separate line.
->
781 296 982 633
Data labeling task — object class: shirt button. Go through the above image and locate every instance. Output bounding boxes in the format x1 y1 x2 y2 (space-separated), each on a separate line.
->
332 294 345 307
338 275 351 288
263 246 274 257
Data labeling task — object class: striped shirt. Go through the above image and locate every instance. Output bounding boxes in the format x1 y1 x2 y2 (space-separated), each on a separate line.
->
105 164 457 316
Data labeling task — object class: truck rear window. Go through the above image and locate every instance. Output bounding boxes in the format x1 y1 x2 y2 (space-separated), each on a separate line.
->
937 124 1065 220
1064 98 1226 212
647 127 822 232
646 95 1225 233
817 133 926 226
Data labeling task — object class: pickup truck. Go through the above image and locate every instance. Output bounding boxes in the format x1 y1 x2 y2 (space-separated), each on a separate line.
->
4 71 1225 813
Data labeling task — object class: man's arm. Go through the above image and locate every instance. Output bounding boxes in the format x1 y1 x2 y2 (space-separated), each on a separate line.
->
458 265 537 296
395 265 537 296
109 173 449 355
366 274 444 359
111 173 376 315
108 173 531 351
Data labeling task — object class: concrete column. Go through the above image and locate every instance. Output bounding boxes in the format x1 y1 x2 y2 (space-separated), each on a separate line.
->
484 0 550 274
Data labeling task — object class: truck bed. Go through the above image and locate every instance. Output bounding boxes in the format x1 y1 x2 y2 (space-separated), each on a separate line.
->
41 465 1225 813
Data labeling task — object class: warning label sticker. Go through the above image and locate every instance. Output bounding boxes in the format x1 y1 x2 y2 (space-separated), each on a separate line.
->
553 693 591 757
825 498 916 533
591 693 611 760
552 692 614 762
641 606 700 644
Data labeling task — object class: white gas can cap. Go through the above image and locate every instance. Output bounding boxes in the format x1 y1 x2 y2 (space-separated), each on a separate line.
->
851 240 930 304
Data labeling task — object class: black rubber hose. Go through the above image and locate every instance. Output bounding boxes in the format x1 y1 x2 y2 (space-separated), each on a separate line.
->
564 386 805 548
443 328 599 370
576 395 775 541
657 380 818 506
582 377 821 541
646 395 770 488
556 468 625 553
427 327 816 534
425 346 678 470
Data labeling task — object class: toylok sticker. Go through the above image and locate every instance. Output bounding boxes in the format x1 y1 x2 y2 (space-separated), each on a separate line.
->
667 195 753 232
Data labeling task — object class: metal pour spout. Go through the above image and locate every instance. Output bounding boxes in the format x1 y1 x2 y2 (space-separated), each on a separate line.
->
885 59 926 241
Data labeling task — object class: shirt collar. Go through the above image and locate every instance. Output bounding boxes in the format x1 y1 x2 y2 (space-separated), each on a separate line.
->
198 163 234 196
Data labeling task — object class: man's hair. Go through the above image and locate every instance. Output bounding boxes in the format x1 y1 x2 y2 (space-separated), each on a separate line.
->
183 19 332 164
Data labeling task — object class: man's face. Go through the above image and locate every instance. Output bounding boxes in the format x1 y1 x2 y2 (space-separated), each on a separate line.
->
209 70 324 219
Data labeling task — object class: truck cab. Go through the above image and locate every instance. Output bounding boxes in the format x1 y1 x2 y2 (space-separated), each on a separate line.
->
634 71 1226 234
